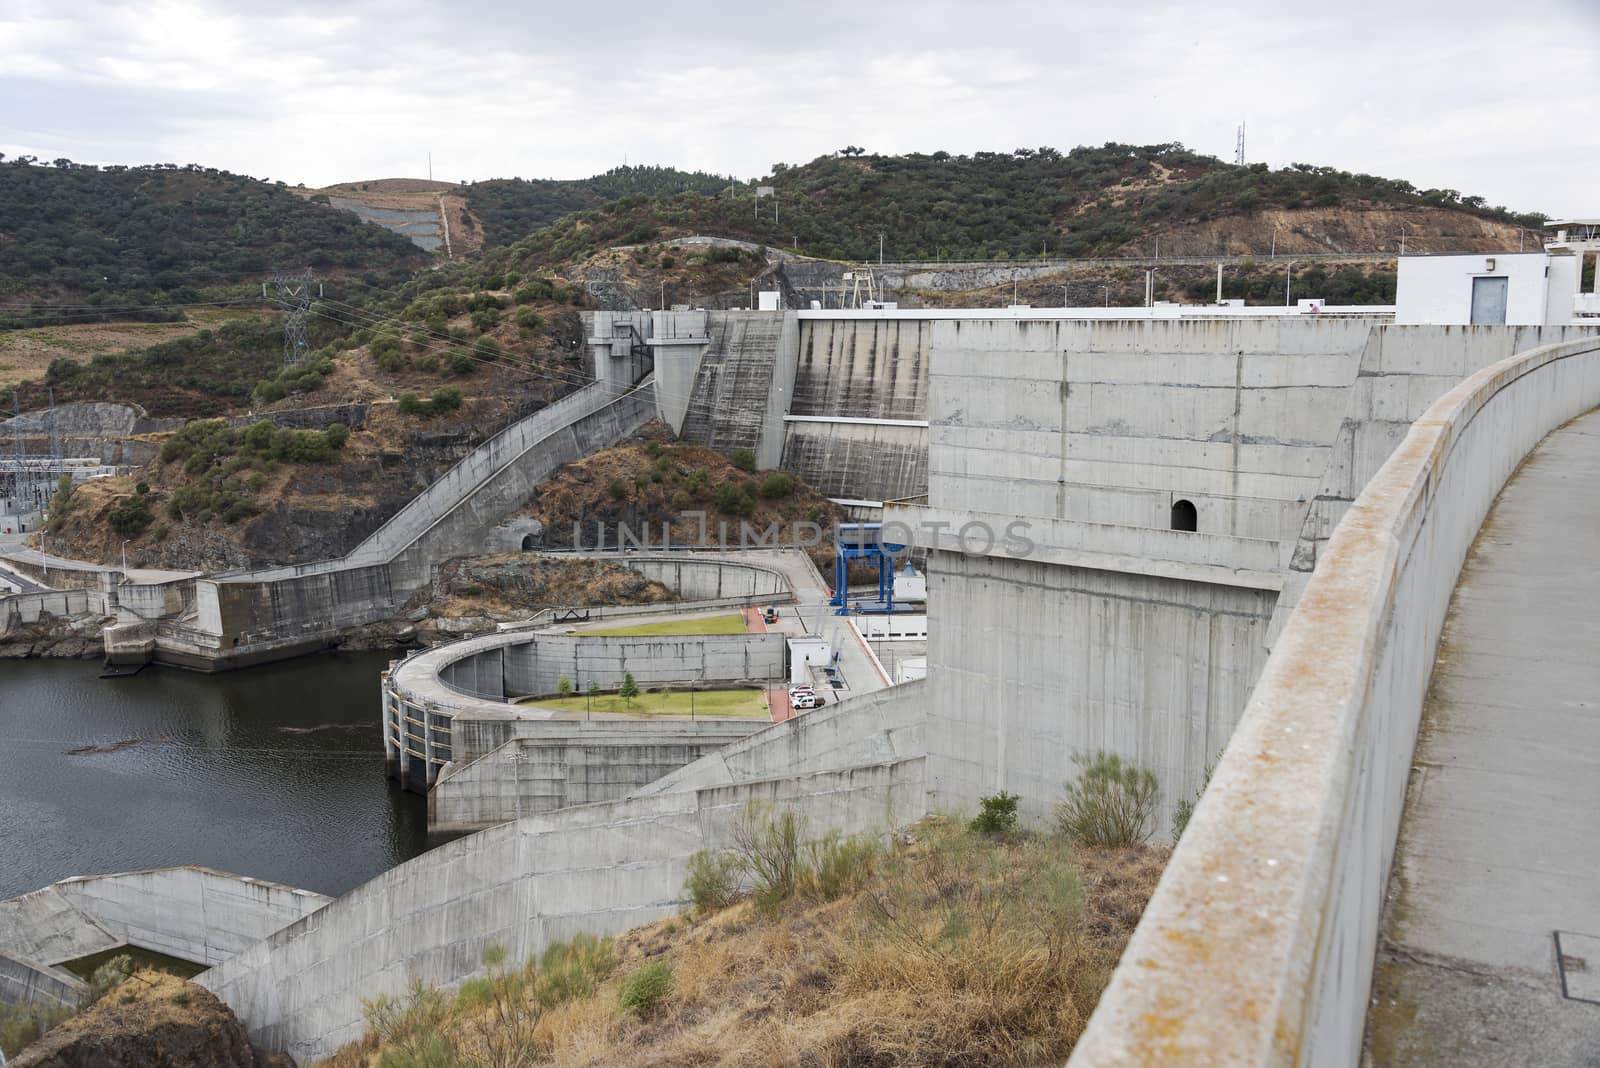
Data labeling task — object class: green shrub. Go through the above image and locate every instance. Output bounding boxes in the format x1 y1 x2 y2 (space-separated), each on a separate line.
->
134 481 149 495
683 849 744 912
619 672 640 705
515 307 544 331
325 422 350 449
414 353 440 373
608 478 629 501
556 675 573 697
109 494 154 538
759 471 796 498
448 351 474 375
970 790 1021 835
728 447 756 472
1171 755 1220 844
474 336 501 362
1055 751 1159 847
617 960 672 1017
430 386 462 413
732 803 803 912
796 832 879 902
536 933 615 1006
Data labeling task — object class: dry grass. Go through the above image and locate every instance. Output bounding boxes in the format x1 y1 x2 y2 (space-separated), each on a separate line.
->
315 818 1167 1068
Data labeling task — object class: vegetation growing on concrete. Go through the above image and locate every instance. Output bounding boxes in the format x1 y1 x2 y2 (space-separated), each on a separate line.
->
320 812 1167 1068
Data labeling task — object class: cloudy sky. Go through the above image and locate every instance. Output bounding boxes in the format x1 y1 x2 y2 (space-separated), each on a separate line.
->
3 0 1596 215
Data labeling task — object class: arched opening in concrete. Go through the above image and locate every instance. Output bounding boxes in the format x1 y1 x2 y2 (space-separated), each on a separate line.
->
520 534 538 551
1171 499 1197 532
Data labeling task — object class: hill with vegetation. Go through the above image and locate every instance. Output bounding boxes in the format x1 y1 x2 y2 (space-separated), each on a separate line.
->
463 165 731 249
490 143 1544 267
0 156 427 326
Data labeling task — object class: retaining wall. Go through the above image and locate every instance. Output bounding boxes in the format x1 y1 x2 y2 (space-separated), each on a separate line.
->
0 868 330 1007
436 632 787 701
200 754 927 1063
428 720 763 831
1067 333 1600 1066
0 589 103 632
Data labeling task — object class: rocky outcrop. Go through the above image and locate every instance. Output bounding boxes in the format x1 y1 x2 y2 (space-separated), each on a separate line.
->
8 972 286 1068
0 612 108 659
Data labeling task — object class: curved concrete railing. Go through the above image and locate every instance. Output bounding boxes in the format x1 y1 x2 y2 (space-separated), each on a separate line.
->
1068 333 1600 1067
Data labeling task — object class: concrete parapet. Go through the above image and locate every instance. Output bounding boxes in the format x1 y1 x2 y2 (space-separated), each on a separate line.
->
1067 334 1600 1066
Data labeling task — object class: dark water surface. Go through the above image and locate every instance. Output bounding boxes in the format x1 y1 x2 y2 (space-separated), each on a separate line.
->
0 652 430 901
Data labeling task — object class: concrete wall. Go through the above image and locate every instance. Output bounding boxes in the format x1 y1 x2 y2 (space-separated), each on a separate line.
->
920 550 1274 835
780 420 928 503
790 319 930 421
428 720 763 831
200 756 927 1063
926 318 1373 545
0 867 330 1008
49 868 331 969
0 953 82 1009
1269 324 1597 644
436 632 787 701
0 589 103 633
1068 333 1600 1067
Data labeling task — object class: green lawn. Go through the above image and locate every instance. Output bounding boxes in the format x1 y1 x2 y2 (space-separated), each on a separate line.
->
519 687 769 718
585 613 747 637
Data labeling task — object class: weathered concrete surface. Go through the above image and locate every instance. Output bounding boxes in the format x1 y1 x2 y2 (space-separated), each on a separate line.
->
920 550 1275 836
0 868 330 1007
1366 410 1600 1066
1066 333 1600 1067
199 753 926 1063
428 721 763 832
1268 324 1599 648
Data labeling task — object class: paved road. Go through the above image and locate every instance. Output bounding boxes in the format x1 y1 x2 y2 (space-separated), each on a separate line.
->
1367 409 1600 1065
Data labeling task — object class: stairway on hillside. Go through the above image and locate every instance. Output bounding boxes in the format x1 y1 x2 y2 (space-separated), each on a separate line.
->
678 313 782 452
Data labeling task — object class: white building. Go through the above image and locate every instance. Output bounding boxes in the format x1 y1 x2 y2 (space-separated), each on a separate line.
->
1395 220 1600 326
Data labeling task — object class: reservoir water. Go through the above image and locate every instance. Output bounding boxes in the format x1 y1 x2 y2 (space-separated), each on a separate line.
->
0 651 430 902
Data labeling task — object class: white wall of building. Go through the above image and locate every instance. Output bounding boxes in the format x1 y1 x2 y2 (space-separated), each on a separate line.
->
1395 252 1553 325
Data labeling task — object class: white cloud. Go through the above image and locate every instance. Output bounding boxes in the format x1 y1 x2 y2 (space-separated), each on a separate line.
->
2 0 1596 214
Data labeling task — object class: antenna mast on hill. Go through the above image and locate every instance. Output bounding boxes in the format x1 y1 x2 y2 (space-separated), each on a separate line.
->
1235 122 1246 166
265 268 317 367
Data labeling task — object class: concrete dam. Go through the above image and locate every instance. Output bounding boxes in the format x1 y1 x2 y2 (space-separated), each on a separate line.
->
593 309 931 507
6 304 1599 1065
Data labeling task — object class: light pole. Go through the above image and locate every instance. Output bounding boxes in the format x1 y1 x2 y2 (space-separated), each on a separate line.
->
1062 285 1069 308
1285 261 1296 307
120 539 129 574
878 233 885 265
1271 228 1278 259
659 280 665 310
1101 285 1111 307
39 533 47 581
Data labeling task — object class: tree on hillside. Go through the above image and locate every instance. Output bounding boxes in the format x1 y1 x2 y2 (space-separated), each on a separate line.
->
619 672 641 707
